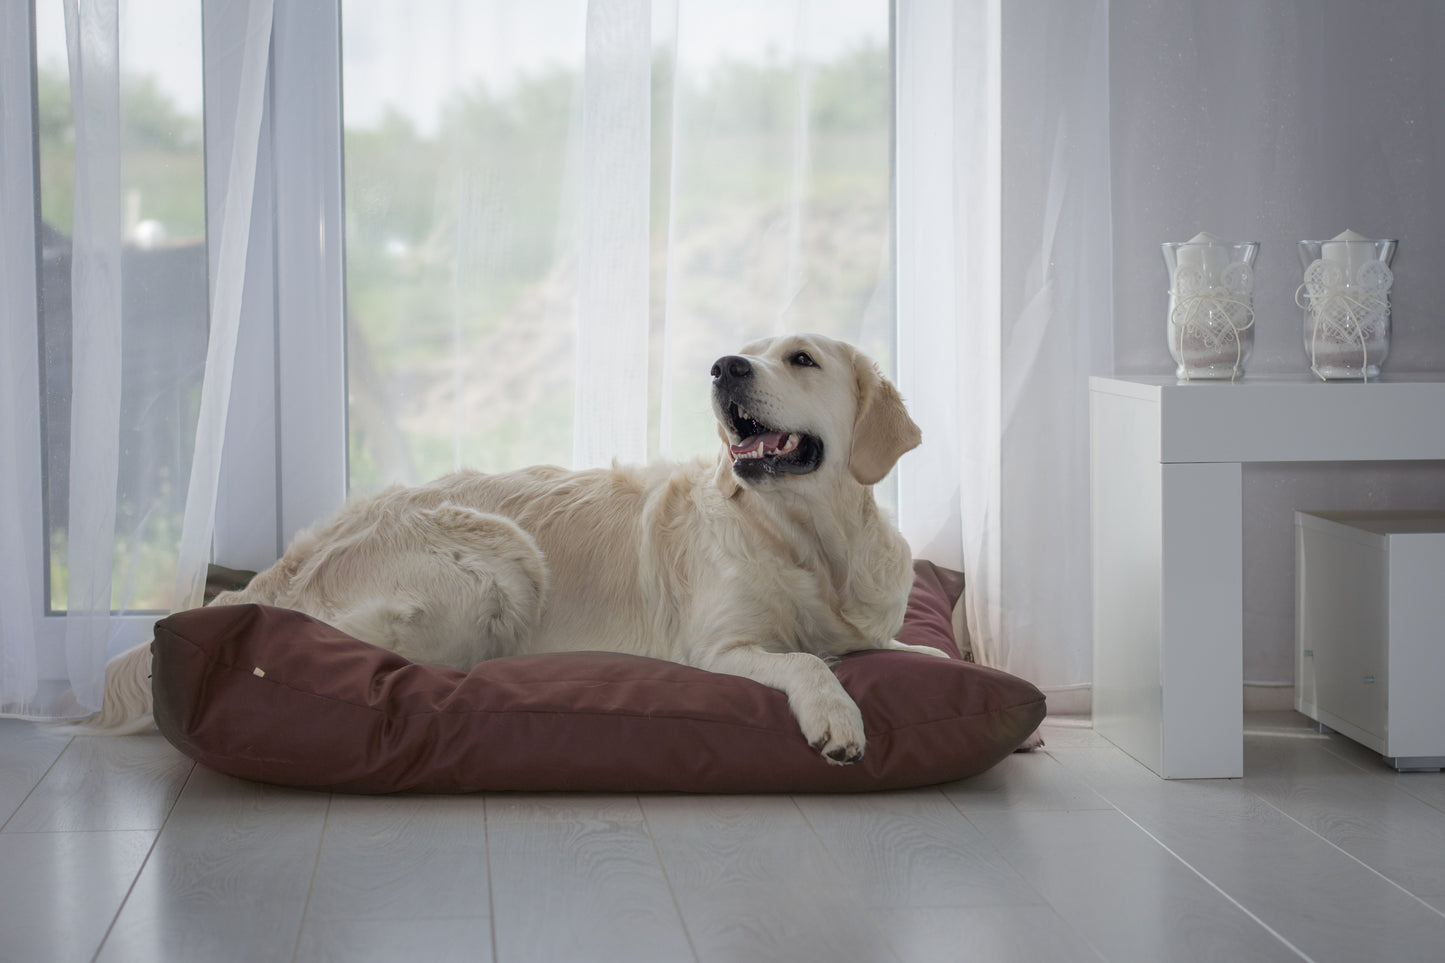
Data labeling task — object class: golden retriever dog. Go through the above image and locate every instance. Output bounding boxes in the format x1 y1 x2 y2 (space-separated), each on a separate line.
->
90 333 943 763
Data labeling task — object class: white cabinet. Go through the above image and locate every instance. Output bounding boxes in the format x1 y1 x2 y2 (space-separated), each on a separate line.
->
1296 510 1445 770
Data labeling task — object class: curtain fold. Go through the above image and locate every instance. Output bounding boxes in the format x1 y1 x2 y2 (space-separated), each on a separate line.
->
60 0 125 710
896 0 1003 667
995 0 1111 700
899 0 1109 701
573 0 652 469
171 0 275 612
0 0 274 719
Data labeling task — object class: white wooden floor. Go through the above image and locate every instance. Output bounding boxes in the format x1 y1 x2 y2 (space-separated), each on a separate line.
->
4 712 1445 963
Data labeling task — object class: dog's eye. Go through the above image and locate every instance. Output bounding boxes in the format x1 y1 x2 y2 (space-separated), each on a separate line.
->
789 351 817 368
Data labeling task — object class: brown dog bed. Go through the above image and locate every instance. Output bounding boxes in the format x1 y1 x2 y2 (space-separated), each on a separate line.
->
151 560 1046 793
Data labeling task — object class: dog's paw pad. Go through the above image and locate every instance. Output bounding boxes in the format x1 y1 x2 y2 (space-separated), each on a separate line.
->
825 745 864 765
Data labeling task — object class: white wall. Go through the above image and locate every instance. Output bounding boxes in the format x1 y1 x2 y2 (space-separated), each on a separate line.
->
1108 0 1445 684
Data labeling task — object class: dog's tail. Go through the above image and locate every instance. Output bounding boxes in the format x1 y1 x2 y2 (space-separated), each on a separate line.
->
56 642 155 736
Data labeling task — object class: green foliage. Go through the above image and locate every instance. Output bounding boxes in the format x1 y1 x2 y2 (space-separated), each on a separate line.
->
811 45 893 132
33 40 895 509
36 62 207 611
121 74 203 151
36 63 205 236
35 63 74 145
343 40 894 490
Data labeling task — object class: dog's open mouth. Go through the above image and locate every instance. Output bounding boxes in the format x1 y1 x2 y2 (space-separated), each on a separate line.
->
726 403 823 476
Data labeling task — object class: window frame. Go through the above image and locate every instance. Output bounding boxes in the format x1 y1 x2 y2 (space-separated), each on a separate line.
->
1 2 61 660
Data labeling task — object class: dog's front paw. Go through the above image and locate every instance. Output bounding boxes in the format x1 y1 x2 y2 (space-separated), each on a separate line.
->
794 691 867 765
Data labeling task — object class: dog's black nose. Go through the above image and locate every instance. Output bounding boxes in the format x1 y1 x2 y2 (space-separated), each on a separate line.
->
711 356 752 381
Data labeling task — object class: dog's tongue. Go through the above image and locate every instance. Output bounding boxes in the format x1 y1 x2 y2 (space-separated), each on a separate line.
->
730 431 790 458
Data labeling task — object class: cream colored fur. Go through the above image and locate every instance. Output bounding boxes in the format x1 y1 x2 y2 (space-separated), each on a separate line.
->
86 334 941 763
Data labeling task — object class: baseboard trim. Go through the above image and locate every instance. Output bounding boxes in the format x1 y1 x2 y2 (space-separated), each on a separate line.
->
1033 683 1299 722
1243 684 1296 712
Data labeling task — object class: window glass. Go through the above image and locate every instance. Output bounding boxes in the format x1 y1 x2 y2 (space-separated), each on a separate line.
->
341 1 892 494
35 1 208 612
343 1 587 491
658 3 896 465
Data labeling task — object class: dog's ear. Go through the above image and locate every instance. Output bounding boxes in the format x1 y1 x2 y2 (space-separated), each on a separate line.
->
848 353 922 486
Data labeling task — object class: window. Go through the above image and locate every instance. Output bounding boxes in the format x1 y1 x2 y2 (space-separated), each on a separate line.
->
340 1 895 498
34 0 208 613
3 0 905 708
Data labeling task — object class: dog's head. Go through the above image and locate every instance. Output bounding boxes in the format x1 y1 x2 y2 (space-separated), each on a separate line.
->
710 333 921 494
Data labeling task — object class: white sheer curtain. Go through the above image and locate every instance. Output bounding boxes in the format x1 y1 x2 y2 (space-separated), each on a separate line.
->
4 0 1107 720
898 0 1111 706
58 0 126 712
341 0 896 491
896 0 1000 651
170 0 274 611
656 2 898 460
0 0 273 719
574 0 651 469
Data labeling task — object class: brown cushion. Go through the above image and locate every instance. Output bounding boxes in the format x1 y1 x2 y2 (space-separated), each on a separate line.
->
151 560 1046 793
900 558 968 659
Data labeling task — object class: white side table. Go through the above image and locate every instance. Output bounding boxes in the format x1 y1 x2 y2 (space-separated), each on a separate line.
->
1089 374 1445 778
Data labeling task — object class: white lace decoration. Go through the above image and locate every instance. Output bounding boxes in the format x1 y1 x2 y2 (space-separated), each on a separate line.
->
1169 261 1255 382
1295 258 1393 382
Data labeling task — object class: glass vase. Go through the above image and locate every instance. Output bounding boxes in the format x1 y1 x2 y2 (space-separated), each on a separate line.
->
1297 233 1397 381
1162 235 1259 382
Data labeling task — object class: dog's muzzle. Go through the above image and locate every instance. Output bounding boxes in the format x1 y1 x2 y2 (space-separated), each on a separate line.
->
711 355 823 478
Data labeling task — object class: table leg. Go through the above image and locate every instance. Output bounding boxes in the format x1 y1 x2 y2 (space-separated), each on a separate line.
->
1092 389 1243 778
1157 461 1243 778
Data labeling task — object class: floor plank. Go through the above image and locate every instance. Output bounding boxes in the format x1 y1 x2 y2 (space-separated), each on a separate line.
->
10 713 1445 963
0 719 71 827
96 767 330 963
306 794 489 922
876 905 1108 963
1056 744 1445 962
969 808 1304 963
1366 768 1445 815
643 796 893 963
1245 732 1445 898
294 917 493 963
1315 730 1445 816
486 796 694 963
5 732 193 833
940 748 1111 813
0 829 154 963
484 793 646 825
794 790 1041 908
